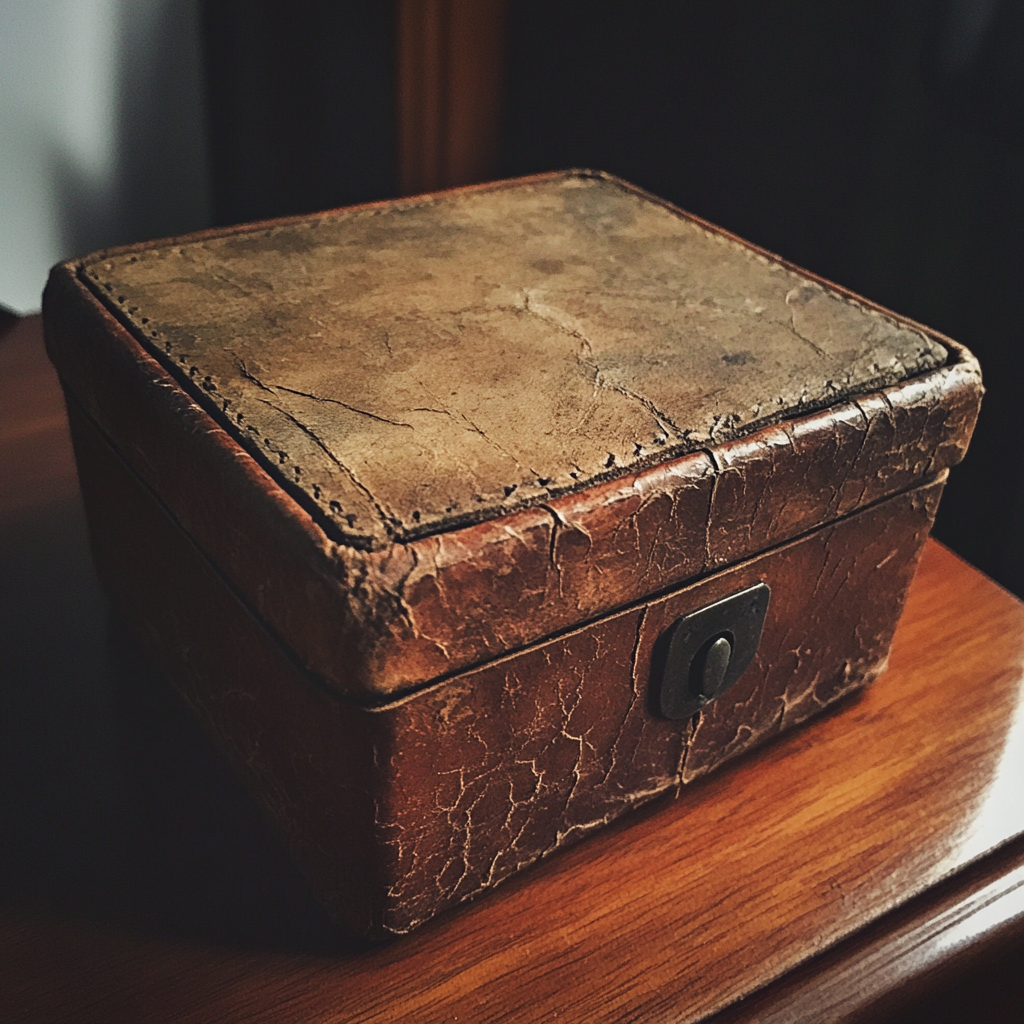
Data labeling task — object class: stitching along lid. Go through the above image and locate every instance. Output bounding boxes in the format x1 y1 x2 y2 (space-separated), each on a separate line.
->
80 171 946 552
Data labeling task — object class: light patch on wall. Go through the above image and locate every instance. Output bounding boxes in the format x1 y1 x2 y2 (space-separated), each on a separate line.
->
0 0 210 313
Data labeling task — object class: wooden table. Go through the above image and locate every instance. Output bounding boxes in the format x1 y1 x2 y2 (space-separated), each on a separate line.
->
2 315 1022 1022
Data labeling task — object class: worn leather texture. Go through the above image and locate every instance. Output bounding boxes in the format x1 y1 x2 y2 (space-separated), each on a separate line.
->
67 393 944 938
43 174 982 698
74 171 945 549
44 172 982 938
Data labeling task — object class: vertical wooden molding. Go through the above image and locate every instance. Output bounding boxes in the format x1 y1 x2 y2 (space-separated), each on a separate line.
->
397 0 508 195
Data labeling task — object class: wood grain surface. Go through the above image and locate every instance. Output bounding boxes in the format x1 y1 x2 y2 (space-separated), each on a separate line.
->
2 315 1023 1021
713 836 1024 1022
397 0 509 195
0 315 79 523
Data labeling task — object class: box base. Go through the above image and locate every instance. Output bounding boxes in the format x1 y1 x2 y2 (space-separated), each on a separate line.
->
65 391 943 938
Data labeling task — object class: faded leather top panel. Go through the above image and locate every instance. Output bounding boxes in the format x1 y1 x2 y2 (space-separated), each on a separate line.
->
80 171 946 549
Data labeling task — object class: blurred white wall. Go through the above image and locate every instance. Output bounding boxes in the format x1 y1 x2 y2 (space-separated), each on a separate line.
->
0 0 211 313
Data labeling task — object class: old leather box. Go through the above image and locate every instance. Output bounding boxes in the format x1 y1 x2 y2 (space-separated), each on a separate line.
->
43 170 981 939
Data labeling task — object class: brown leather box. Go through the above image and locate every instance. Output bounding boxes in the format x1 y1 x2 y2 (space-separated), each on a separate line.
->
43 171 981 939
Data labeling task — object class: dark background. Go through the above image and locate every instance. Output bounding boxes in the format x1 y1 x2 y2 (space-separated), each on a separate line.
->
500 1 1024 595
203 0 1024 595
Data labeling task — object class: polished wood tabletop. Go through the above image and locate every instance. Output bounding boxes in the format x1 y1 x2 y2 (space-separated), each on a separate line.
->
2 315 1023 1022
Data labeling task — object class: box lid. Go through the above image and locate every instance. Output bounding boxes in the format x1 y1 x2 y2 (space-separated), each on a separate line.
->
45 171 981 699
78 171 945 549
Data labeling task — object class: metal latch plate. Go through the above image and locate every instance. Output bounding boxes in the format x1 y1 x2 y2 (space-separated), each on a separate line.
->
654 582 771 720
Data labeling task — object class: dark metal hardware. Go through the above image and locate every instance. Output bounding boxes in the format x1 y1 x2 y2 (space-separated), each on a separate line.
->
655 582 770 720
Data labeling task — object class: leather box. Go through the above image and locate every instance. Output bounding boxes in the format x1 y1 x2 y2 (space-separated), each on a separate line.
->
43 171 981 939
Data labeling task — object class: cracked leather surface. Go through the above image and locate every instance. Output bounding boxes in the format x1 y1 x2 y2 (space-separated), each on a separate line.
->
75 171 944 550
47 171 982 938
374 478 942 934
44 176 981 698
69 395 944 937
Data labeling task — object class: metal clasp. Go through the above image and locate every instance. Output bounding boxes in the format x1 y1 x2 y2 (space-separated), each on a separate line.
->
654 582 770 720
